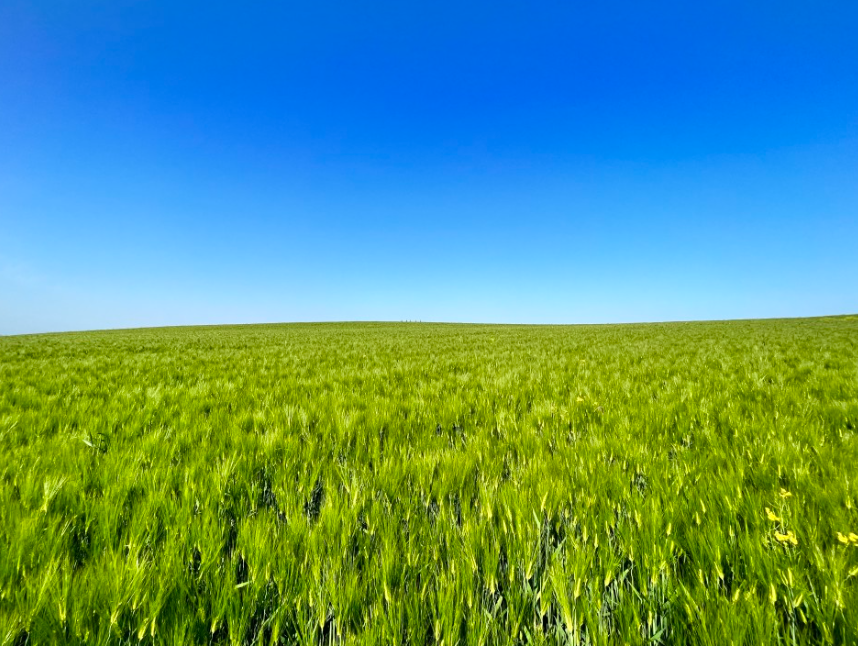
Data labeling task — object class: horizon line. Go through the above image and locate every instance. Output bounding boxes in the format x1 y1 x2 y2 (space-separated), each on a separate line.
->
2 312 856 339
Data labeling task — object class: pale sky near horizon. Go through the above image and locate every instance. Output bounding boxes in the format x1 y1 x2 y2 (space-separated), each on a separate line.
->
2 1 857 335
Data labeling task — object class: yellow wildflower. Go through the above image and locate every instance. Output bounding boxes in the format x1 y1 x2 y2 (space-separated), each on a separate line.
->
837 532 849 545
765 508 781 522
774 531 798 546
850 533 858 545
576 396 584 402
779 488 792 499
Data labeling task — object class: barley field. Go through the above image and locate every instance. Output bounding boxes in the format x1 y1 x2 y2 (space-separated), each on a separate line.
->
1 318 857 645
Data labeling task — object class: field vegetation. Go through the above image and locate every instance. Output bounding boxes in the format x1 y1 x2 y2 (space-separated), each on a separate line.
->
1 318 857 645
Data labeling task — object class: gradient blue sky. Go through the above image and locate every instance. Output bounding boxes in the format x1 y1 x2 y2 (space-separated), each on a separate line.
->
2 1 857 334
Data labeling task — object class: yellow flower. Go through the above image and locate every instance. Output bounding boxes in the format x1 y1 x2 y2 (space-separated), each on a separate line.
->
576 396 584 402
774 531 798 546
766 508 781 522
837 532 849 545
779 488 792 499
850 533 858 545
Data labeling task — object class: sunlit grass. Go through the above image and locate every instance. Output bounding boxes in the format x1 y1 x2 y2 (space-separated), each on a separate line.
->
1 318 856 644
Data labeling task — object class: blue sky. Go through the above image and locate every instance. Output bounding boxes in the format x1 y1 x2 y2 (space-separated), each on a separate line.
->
2 1 857 334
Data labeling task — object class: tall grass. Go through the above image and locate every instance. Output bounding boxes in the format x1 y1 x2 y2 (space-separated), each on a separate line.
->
1 319 856 644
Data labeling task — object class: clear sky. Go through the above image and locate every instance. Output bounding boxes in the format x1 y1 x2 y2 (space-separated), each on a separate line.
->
2 1 857 335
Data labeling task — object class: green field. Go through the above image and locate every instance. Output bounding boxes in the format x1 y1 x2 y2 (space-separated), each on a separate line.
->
1 319 857 645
